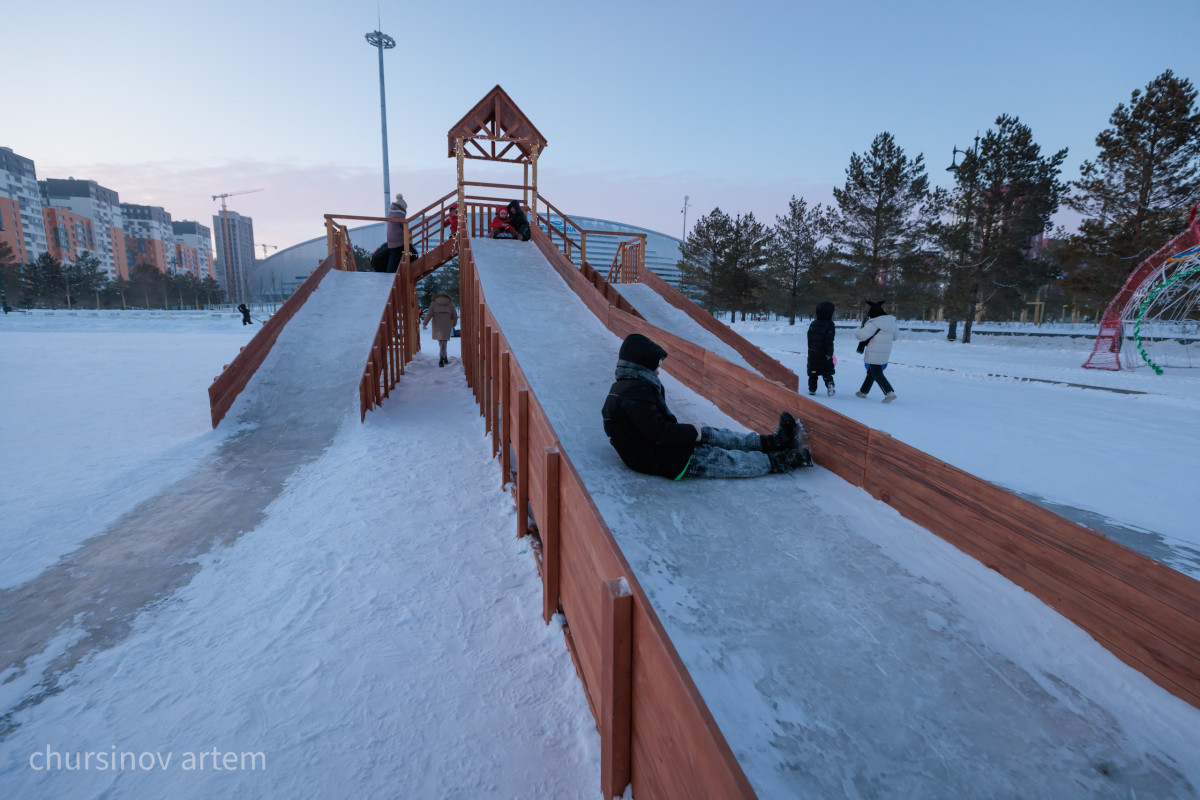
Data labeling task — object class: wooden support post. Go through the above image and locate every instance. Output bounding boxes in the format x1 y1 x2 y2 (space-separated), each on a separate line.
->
500 350 511 485
483 324 493 433
601 577 633 800
541 447 561 618
490 330 501 457
517 388 530 538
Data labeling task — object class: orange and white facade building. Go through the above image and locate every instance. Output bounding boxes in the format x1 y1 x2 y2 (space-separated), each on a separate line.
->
41 177 128 279
0 147 48 264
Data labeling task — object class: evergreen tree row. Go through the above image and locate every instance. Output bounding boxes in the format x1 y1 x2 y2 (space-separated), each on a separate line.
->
0 244 226 311
676 70 1199 334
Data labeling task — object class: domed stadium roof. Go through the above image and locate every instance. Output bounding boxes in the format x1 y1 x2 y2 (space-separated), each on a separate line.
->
250 214 683 302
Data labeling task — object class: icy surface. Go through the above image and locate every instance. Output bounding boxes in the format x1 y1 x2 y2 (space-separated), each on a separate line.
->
612 281 753 371
0 273 599 798
471 236 1200 799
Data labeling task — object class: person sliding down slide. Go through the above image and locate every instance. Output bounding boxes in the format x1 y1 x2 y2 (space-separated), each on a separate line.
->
489 207 518 239
602 333 813 480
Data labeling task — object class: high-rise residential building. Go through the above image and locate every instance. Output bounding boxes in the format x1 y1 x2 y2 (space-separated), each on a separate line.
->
212 210 255 304
121 203 174 274
171 220 214 280
0 147 48 264
41 177 127 278
42 206 96 262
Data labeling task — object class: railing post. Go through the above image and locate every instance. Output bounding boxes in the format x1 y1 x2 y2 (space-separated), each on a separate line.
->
483 324 493 431
601 577 633 800
541 447 561 619
490 330 501 458
500 350 511 486
517 388 530 538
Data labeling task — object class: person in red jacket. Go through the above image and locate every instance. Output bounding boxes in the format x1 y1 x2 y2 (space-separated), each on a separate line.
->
489 206 518 239
443 202 459 241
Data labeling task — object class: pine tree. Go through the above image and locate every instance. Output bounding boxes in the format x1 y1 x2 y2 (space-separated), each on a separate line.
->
762 196 834 324
941 115 1067 340
832 132 942 317
0 241 18 310
26 253 63 308
70 251 109 310
677 208 735 314
724 212 772 321
1061 70 1200 315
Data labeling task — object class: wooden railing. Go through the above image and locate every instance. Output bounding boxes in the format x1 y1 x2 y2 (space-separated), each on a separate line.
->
525 223 1200 716
459 235 758 799
208 252 335 428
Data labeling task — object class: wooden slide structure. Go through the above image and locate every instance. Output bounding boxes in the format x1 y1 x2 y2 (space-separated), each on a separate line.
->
210 87 1200 799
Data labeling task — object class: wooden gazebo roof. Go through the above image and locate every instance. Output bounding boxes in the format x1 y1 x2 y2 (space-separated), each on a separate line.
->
446 85 548 163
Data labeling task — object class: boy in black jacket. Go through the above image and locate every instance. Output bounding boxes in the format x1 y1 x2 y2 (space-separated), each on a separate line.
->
601 333 811 479
806 301 836 396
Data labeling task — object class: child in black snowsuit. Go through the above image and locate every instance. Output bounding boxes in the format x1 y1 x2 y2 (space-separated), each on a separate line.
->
238 303 252 325
806 301 836 396
505 200 532 241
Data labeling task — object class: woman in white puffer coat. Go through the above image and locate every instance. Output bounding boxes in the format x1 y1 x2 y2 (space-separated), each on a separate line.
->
854 300 899 403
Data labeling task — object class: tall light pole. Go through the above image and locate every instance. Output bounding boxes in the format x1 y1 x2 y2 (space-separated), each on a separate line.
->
365 29 396 217
681 195 691 240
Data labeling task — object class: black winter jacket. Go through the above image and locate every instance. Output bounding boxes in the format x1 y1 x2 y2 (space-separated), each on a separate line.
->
806 301 836 375
506 200 532 241
601 334 697 478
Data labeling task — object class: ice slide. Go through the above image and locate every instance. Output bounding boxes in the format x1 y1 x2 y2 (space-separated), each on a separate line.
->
0 270 396 730
467 235 1199 799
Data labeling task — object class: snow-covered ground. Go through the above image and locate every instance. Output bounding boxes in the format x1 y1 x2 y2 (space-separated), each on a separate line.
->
2 290 1199 798
0 302 599 799
729 318 1200 577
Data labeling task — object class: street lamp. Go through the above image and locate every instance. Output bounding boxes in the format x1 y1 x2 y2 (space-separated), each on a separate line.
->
946 134 980 172
365 29 396 217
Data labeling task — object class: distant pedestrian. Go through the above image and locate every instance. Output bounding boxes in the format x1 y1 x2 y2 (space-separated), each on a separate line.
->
855 300 899 403
806 301 836 396
422 291 458 367
386 193 409 273
238 303 252 325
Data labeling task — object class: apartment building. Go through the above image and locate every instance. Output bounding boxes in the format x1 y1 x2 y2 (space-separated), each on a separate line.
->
212 209 255 304
41 206 96 263
0 147 48 263
171 220 215 279
41 178 128 278
121 203 174 274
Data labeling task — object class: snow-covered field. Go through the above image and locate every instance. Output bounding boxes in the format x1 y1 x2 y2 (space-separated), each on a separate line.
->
731 318 1200 577
2 306 1199 798
0 309 599 799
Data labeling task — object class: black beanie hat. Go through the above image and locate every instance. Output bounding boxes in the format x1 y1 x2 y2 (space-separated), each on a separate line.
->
865 300 886 319
618 333 668 370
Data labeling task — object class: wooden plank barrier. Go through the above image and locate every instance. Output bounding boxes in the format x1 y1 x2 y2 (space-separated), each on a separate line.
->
634 264 799 390
523 227 1200 712
209 253 335 428
459 235 759 799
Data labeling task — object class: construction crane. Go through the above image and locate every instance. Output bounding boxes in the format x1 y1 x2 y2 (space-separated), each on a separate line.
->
212 189 265 306
259 244 278 259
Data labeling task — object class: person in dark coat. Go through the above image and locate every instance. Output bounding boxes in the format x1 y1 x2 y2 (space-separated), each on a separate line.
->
601 333 812 479
505 200 531 241
806 301 836 396
370 243 390 272
385 194 409 273
238 303 252 325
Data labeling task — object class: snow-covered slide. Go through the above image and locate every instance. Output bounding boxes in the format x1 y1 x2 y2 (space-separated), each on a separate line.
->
0 270 396 731
466 235 1200 799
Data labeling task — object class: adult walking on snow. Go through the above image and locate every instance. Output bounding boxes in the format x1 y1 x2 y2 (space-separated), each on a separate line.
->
385 194 409 274
422 292 458 367
807 301 836 396
602 333 812 479
238 303 252 325
855 300 899 403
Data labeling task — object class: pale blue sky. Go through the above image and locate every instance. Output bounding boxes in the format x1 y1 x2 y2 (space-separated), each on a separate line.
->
5 0 1197 250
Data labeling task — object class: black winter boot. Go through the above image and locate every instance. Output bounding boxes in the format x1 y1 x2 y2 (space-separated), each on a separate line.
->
759 412 798 452
768 445 813 473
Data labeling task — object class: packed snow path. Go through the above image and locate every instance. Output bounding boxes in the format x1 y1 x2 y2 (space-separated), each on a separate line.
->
0 273 396 734
470 236 1200 799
